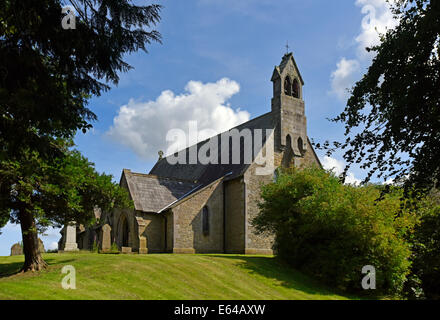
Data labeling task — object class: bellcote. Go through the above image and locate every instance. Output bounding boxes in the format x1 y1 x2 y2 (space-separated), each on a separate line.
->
271 52 308 158
271 52 304 99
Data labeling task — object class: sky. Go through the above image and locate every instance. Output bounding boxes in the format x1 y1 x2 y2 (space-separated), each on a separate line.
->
0 0 399 256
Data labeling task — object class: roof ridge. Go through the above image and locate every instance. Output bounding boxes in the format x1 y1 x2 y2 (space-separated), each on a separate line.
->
155 111 273 164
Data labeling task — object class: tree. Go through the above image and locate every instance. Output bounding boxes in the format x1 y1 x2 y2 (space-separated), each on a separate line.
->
253 166 416 295
407 191 440 299
0 140 133 271
0 1 161 270
1 0 161 157
0 210 7 235
319 0 440 194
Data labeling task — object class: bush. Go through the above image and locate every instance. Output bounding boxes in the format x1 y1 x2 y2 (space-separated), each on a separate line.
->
91 240 99 253
98 242 120 254
108 242 120 254
406 193 440 299
253 166 416 295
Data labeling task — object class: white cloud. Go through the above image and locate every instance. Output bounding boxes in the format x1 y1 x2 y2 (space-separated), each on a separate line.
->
331 0 398 100
48 242 58 250
41 226 61 239
40 226 61 252
331 58 361 100
2 222 20 232
355 0 399 60
322 156 362 185
345 172 362 185
107 78 250 160
322 156 345 176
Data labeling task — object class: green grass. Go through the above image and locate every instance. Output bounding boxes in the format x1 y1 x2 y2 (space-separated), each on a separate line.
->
0 252 357 300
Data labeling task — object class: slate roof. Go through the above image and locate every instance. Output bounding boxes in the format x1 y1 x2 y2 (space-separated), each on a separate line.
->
121 170 199 213
149 111 274 185
157 172 233 213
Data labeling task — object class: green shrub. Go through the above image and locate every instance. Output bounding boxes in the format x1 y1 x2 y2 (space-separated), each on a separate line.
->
406 194 440 299
253 166 416 295
110 242 120 254
91 240 99 253
98 242 120 254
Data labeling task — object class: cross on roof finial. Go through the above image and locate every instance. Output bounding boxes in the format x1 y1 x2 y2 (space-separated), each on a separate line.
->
285 41 290 54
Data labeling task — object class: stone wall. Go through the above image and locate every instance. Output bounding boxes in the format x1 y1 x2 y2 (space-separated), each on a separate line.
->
10 243 23 256
140 212 165 253
171 179 224 253
11 239 45 256
242 128 320 255
165 211 174 252
244 134 276 255
224 178 245 253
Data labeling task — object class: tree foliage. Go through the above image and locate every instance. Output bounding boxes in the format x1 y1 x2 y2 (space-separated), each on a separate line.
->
318 0 440 194
0 0 160 270
253 166 417 295
407 191 440 299
0 140 133 270
0 209 7 235
0 0 162 159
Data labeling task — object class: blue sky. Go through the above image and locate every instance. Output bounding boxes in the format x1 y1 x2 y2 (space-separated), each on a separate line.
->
0 0 398 256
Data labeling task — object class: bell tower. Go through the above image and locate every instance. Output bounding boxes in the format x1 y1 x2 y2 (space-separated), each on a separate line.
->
271 52 307 160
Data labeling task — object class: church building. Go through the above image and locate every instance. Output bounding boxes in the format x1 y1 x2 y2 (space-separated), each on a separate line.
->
60 53 322 254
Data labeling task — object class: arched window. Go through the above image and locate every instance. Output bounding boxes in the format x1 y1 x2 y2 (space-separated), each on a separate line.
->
286 134 292 148
298 137 305 155
292 78 300 98
282 135 294 168
284 76 292 96
202 206 209 236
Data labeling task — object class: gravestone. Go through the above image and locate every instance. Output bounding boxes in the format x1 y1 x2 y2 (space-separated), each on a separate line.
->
10 238 45 256
38 238 45 253
121 247 132 254
100 224 112 253
63 222 79 251
10 243 23 256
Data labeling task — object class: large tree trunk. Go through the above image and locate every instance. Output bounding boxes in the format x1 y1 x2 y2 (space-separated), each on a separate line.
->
18 208 47 272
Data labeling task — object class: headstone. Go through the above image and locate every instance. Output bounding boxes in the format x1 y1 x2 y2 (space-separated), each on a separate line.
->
136 217 148 254
121 247 132 254
10 238 45 256
10 243 23 256
100 224 112 252
138 244 148 254
63 221 79 251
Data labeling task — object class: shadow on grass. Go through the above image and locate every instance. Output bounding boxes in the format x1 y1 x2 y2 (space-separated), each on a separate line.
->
208 254 362 299
0 257 75 278
0 261 23 278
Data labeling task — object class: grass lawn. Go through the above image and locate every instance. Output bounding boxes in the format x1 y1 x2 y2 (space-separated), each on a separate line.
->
0 252 358 300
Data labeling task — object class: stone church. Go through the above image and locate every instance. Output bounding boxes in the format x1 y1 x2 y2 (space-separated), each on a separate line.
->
59 53 321 254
